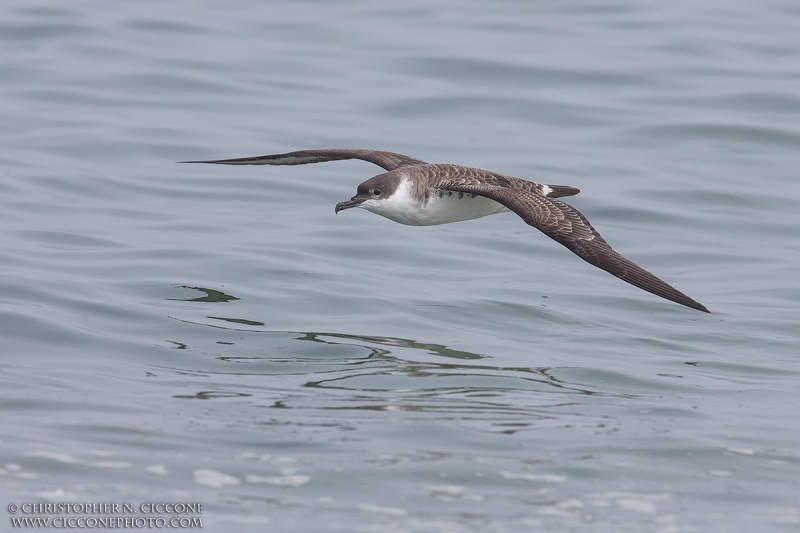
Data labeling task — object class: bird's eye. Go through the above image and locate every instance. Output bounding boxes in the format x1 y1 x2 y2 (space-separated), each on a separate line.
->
373 189 381 196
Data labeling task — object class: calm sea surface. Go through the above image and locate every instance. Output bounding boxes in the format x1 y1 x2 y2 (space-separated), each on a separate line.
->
2 1 799 531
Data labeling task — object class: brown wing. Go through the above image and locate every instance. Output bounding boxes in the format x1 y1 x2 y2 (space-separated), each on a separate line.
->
180 148 427 172
437 176 710 313
424 164 579 198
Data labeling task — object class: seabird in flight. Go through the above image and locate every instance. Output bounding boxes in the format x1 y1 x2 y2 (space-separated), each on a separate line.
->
181 148 709 313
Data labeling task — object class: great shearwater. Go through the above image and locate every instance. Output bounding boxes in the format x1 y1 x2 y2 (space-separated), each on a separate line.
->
182 148 709 313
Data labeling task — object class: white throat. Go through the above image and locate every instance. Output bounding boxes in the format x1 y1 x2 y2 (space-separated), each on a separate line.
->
360 178 508 226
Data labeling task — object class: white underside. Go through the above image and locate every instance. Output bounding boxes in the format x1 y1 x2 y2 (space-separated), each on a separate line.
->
360 178 509 226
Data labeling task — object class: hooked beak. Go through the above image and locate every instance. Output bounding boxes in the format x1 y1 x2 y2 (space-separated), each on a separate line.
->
335 197 365 214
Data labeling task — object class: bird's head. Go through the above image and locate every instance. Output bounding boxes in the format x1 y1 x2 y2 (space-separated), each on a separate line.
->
335 173 401 215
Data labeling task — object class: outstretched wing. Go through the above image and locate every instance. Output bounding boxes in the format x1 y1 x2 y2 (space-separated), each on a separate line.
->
180 148 427 172
437 174 710 313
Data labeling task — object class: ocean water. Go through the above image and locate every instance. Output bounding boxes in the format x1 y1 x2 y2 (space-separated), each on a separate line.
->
2 1 799 531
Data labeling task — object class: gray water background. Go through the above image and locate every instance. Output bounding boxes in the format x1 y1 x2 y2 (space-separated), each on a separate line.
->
2 1 799 531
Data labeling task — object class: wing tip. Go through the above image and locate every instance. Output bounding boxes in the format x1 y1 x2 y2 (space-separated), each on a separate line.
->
680 299 711 313
177 159 240 164
628 272 711 313
596 251 711 314
686 300 711 313
177 158 258 165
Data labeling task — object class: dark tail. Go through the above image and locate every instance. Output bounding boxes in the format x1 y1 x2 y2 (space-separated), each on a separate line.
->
546 185 581 198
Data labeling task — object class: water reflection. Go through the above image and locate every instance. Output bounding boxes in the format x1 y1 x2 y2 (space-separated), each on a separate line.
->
173 391 252 400
295 331 483 360
164 316 607 423
170 286 240 303
207 316 264 326
162 297 636 433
